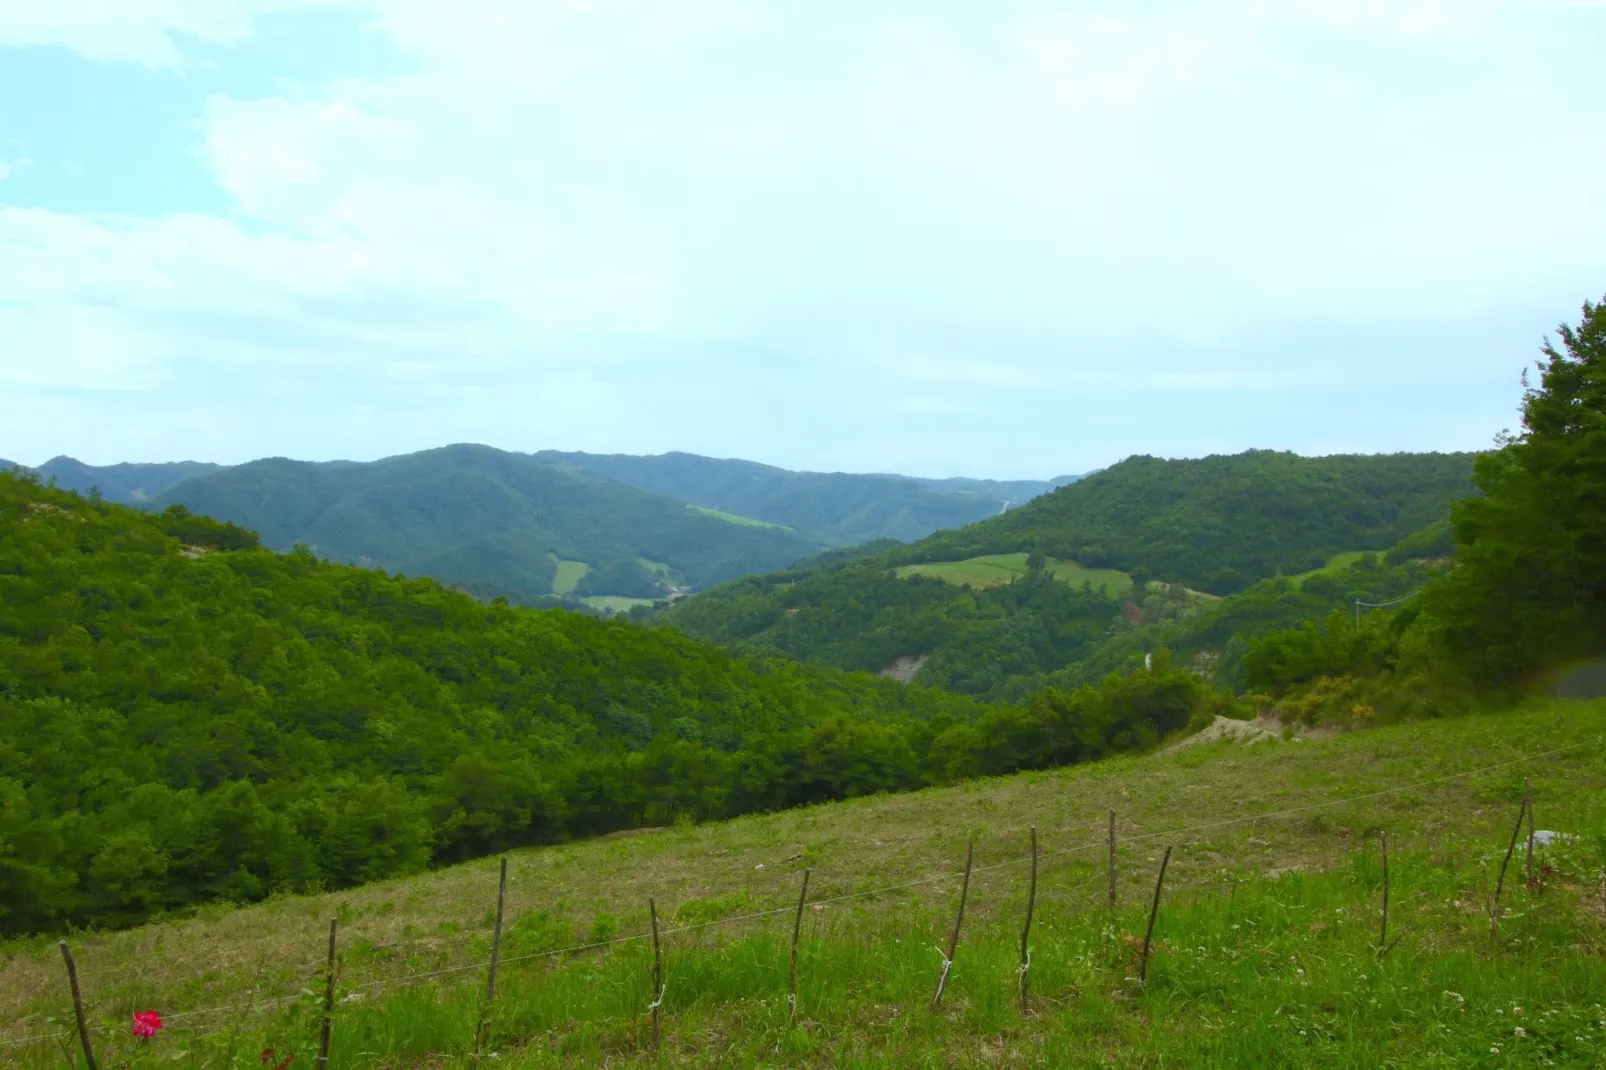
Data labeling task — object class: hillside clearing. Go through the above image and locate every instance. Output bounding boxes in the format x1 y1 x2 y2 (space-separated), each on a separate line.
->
579 595 657 614
547 554 591 596
896 553 1132 597
1288 550 1373 588
5 700 1603 1066
688 504 793 531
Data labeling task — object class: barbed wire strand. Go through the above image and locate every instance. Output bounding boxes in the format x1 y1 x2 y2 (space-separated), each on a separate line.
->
1 735 1592 1051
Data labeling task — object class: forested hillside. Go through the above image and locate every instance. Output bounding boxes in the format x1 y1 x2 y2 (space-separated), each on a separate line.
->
7 449 1082 605
1239 296 1606 720
531 449 1075 546
151 445 826 603
669 564 1125 697
0 472 1227 935
4 457 223 504
665 450 1475 695
894 450 1475 595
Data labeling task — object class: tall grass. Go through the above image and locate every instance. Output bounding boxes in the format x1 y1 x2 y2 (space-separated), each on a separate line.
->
15 837 1605 1067
8 701 1604 1066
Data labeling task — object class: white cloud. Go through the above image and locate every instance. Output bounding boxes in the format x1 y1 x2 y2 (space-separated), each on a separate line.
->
0 0 356 68
1 0 1603 470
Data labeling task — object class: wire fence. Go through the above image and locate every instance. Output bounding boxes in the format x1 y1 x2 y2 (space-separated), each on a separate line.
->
3 735 1598 1056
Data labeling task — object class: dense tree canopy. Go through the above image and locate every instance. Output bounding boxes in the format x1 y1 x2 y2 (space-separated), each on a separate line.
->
0 473 1216 935
148 445 827 603
530 450 1071 546
665 450 1474 695
666 564 1124 699
1231 298 1606 715
1426 297 1606 687
894 450 1475 595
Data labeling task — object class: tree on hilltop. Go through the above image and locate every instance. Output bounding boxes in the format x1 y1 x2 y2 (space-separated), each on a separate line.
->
1430 296 1606 686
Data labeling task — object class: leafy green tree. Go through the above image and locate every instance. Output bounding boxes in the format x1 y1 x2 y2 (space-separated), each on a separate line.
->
1428 297 1606 687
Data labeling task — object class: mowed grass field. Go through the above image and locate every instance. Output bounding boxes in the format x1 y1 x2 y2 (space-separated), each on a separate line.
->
580 595 658 615
688 505 793 531
897 552 1133 597
1288 551 1373 588
546 554 591 597
4 701 1604 1067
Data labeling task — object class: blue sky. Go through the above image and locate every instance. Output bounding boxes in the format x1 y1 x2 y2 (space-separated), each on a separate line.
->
2 0 1603 478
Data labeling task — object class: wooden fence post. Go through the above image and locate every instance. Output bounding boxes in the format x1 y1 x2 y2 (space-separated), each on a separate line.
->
1377 832 1389 954
1525 784 1535 890
316 919 337 1070
1019 827 1038 1015
649 897 663 1055
58 941 97 1070
1491 783 1529 941
1107 810 1117 910
476 856 509 1053
1138 847 1172 986
930 838 974 1011
788 869 810 1025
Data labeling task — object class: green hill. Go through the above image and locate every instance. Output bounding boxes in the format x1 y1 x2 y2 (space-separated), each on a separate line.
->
149 445 828 603
531 450 1076 546
894 450 1477 595
904 471 1084 505
665 451 1476 695
3 456 223 504
4 698 1601 1066
0 470 1001 936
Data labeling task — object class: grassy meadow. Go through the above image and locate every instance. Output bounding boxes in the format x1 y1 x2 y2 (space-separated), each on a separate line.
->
5 701 1604 1067
1287 551 1373 588
546 555 592 597
580 595 659 615
689 505 794 531
896 553 1133 597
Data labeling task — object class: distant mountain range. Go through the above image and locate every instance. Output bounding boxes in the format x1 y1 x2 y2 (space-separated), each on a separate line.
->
1 447 1078 606
666 449 1479 695
3 456 224 503
531 450 1080 546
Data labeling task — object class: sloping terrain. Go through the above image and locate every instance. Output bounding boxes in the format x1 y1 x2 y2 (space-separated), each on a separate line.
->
3 700 1600 1066
7 456 223 503
0 471 987 936
665 451 1474 695
896 450 1477 595
150 445 827 601
532 449 1075 546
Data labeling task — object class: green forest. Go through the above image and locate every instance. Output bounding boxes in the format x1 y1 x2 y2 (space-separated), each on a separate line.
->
530 449 1073 546
664 449 1475 695
0 473 1212 936
148 445 827 604
3 297 1600 941
1235 297 1606 721
892 449 1475 594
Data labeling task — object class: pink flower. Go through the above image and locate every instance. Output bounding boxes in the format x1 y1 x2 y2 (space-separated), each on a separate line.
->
131 1010 163 1039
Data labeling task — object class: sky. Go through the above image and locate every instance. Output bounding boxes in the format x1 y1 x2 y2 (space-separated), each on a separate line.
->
1 1 1603 479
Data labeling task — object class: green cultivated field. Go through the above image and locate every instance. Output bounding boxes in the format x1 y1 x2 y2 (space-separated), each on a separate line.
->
7 701 1604 1067
689 504 793 530
580 595 658 615
898 552 1133 597
547 554 592 596
1288 550 1372 588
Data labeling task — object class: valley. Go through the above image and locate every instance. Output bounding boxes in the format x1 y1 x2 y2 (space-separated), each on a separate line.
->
2 448 1075 611
5 7 1602 1063
2 301 1602 1067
